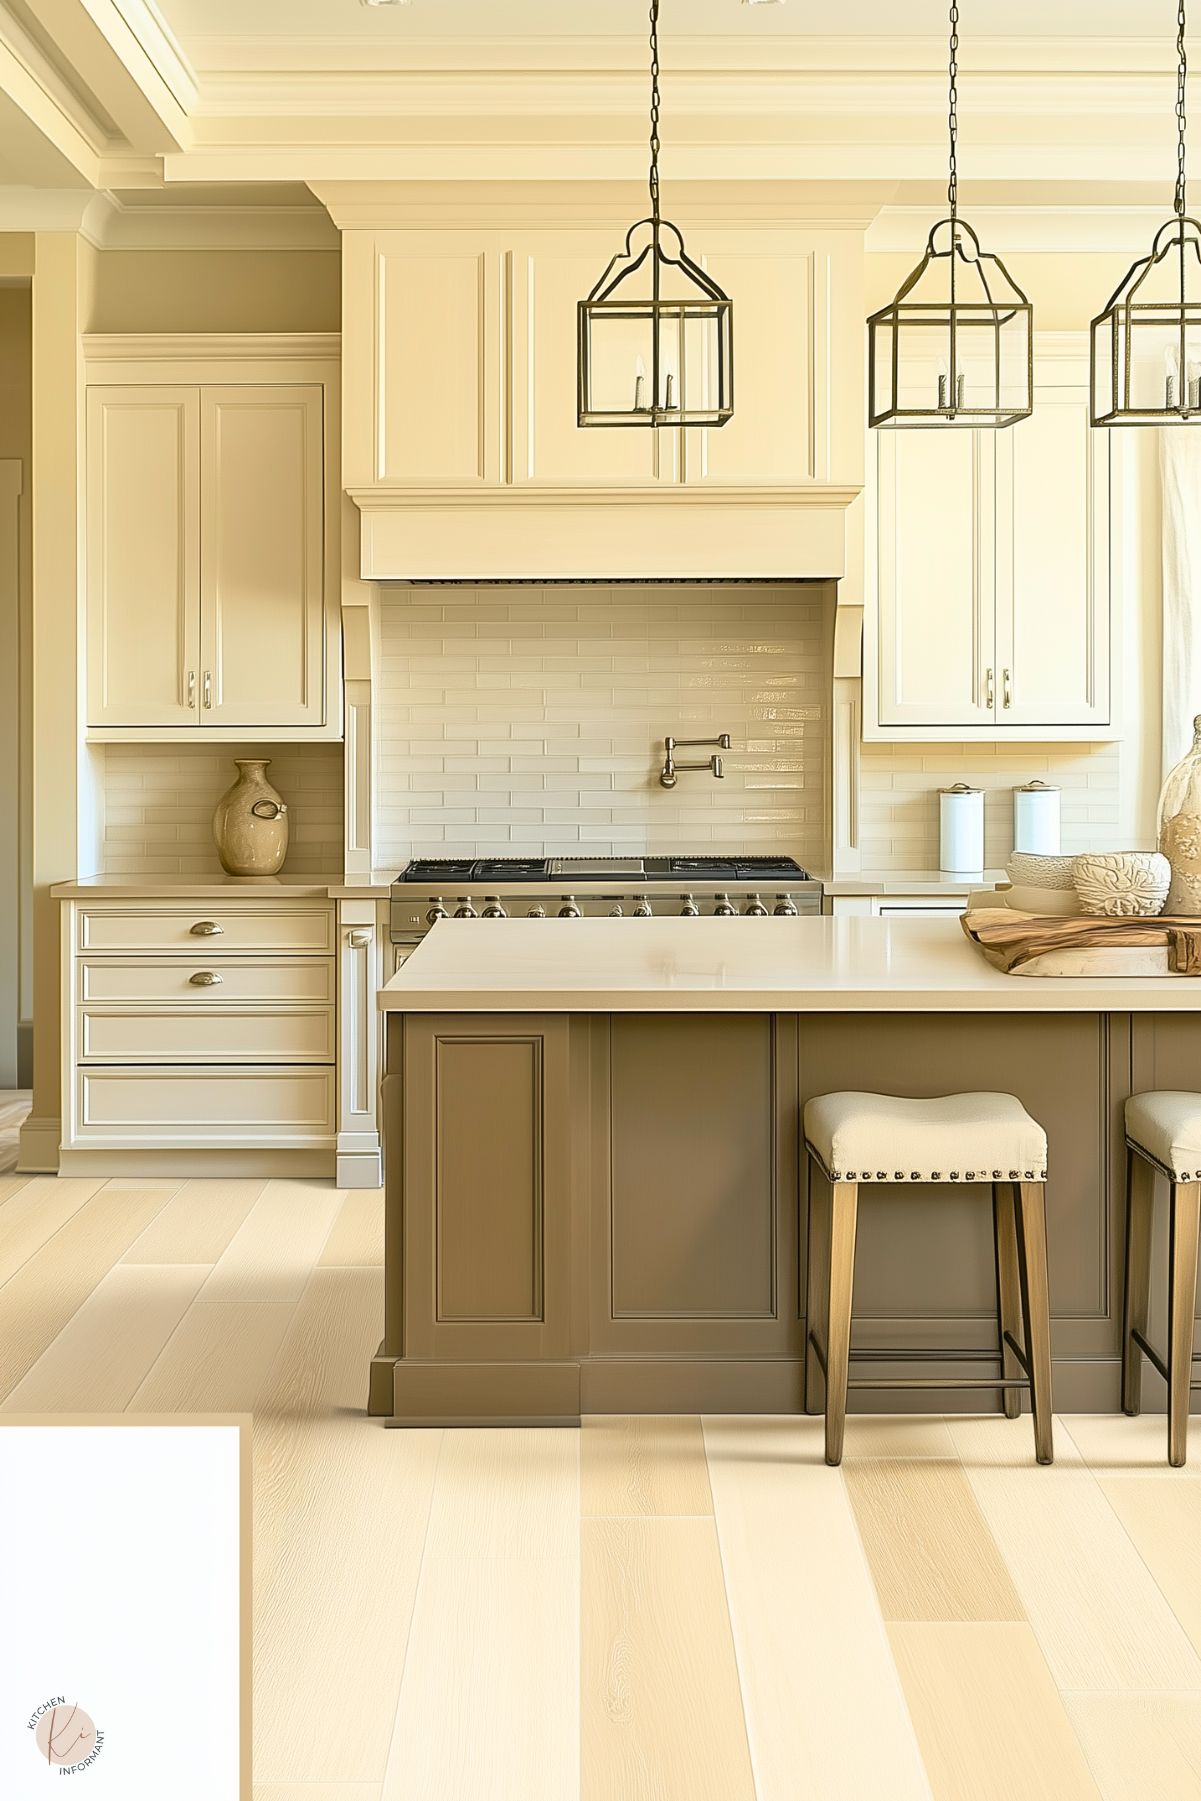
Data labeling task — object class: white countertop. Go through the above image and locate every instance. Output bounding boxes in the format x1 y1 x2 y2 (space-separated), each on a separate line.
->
821 868 1006 897
378 915 1201 1013
51 873 350 900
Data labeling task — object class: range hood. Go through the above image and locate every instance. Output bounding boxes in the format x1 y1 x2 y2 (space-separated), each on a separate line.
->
349 482 860 585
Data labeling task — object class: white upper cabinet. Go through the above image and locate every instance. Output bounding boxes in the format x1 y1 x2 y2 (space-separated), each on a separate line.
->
199 387 326 729
866 338 1116 741
84 342 338 736
86 388 201 728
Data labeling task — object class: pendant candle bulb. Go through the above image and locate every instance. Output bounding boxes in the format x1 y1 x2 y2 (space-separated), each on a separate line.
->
1092 2 1201 426
867 1 1034 430
577 0 733 429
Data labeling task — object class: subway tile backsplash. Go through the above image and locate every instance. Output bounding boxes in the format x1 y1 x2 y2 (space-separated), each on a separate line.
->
100 743 343 875
376 583 831 865
858 741 1125 869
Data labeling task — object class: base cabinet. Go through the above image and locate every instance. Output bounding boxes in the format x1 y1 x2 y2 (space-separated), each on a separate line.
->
372 1008 1200 1423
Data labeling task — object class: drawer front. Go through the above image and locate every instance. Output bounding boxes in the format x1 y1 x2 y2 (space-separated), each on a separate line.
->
77 905 335 956
79 1006 336 1065
79 957 335 1005
74 1065 336 1146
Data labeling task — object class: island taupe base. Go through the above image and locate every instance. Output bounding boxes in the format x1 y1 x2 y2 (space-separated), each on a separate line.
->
369 1010 1201 1424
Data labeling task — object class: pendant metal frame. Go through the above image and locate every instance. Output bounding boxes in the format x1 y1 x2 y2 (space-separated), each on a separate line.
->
1091 215 1201 426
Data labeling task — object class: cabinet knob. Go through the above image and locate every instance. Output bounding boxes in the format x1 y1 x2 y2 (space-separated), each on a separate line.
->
347 929 371 948
189 920 224 936
189 970 223 986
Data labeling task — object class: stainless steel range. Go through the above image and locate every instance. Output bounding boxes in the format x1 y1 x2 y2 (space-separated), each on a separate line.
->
389 855 821 956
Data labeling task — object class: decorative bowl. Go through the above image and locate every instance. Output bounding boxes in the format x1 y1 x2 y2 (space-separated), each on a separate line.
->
1072 851 1171 918
1005 851 1078 891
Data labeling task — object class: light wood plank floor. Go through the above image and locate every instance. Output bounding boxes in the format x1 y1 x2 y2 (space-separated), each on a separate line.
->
1 1163 1199 1799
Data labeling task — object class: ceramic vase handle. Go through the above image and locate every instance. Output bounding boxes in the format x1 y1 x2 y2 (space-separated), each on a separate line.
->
250 800 287 820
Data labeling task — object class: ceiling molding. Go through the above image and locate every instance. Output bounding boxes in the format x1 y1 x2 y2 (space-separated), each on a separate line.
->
80 189 338 250
0 186 96 233
865 204 1178 256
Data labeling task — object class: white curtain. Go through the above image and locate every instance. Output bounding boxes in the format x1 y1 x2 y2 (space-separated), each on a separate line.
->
1161 428 1201 779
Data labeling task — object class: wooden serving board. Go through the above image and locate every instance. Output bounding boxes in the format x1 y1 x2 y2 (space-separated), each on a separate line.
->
961 908 1201 976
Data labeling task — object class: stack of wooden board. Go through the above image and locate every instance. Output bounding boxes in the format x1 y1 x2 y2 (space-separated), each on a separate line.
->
961 908 1201 977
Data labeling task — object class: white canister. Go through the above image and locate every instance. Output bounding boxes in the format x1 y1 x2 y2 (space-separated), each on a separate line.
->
1013 780 1061 855
939 783 985 874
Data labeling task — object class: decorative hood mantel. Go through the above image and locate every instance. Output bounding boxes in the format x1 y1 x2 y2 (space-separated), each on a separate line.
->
318 182 866 583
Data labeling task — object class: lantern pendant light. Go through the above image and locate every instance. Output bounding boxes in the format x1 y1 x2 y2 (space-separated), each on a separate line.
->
867 2 1033 430
577 0 733 429
1092 3 1201 425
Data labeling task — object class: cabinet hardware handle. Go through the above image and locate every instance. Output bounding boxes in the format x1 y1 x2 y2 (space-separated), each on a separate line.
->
347 929 371 948
186 670 196 709
189 921 224 936
985 667 995 710
203 669 212 709
1003 667 1013 709
189 970 223 986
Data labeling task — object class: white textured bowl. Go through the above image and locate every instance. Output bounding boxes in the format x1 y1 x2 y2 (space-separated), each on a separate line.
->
1073 851 1171 917
1006 851 1078 891
1003 883 1081 916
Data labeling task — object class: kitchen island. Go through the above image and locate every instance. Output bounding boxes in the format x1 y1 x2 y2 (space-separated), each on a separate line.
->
370 916 1201 1423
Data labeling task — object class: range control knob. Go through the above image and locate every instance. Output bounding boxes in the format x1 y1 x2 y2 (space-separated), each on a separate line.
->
744 893 768 917
453 900 477 919
527 904 547 919
714 893 737 917
680 894 700 917
609 904 624 917
558 896 581 919
426 899 449 925
481 898 508 919
633 897 653 917
773 896 799 917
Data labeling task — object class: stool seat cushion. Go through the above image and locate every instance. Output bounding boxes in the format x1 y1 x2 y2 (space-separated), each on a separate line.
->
803 1091 1048 1184
1125 1091 1201 1181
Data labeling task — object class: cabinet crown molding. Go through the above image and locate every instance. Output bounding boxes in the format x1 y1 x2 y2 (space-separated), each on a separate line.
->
82 332 341 364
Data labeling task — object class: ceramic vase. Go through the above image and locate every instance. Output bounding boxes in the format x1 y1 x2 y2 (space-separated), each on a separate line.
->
1158 716 1201 914
212 759 289 876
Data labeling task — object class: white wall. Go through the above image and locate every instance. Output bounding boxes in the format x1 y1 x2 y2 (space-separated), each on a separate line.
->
376 582 832 868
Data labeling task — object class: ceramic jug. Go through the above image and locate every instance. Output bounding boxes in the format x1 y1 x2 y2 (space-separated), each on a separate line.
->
212 759 289 876
1158 715 1201 914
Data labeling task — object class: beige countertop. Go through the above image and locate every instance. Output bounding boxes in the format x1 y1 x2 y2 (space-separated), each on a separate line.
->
51 873 353 900
377 914 1201 1014
820 868 1006 896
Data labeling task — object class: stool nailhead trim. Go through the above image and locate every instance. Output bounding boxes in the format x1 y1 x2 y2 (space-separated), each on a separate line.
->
826 1167 1048 1184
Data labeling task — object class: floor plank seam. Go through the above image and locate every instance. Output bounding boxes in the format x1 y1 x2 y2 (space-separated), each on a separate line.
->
377 1424 448 1797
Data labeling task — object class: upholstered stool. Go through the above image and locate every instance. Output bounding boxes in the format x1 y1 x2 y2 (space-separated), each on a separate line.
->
803 1091 1054 1467
1122 1092 1201 1467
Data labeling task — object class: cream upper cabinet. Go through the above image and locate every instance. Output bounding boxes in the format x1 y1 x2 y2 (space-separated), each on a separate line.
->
86 387 201 727
995 376 1111 731
85 351 335 735
866 338 1116 742
199 387 325 728
873 428 996 730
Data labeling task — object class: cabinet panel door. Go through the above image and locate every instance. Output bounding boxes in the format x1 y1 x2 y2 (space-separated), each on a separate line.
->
996 382 1111 729
512 242 669 484
199 386 325 728
683 243 816 486
86 386 200 727
875 429 995 728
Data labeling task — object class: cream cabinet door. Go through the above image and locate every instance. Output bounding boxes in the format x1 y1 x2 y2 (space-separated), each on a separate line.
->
512 240 672 485
995 379 1111 730
342 232 503 487
199 386 325 728
86 386 200 727
873 429 996 729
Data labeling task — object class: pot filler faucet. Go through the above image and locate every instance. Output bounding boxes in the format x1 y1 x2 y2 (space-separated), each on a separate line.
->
659 733 731 789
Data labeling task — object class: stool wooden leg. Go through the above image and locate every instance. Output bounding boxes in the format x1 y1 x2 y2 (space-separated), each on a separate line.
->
1168 1179 1201 1469
804 1158 829 1416
1122 1148 1154 1417
824 1181 859 1467
993 1182 1023 1420
1015 1181 1054 1465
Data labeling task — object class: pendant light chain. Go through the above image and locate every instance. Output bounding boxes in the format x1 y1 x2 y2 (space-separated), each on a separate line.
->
947 0 960 220
1177 0 1189 219
648 0 662 228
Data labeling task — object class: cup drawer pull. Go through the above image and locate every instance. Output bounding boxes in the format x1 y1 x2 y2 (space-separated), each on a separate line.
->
189 971 223 987
190 921 224 937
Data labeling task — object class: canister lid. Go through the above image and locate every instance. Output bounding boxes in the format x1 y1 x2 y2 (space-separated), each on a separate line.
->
1014 779 1060 792
939 782 982 794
